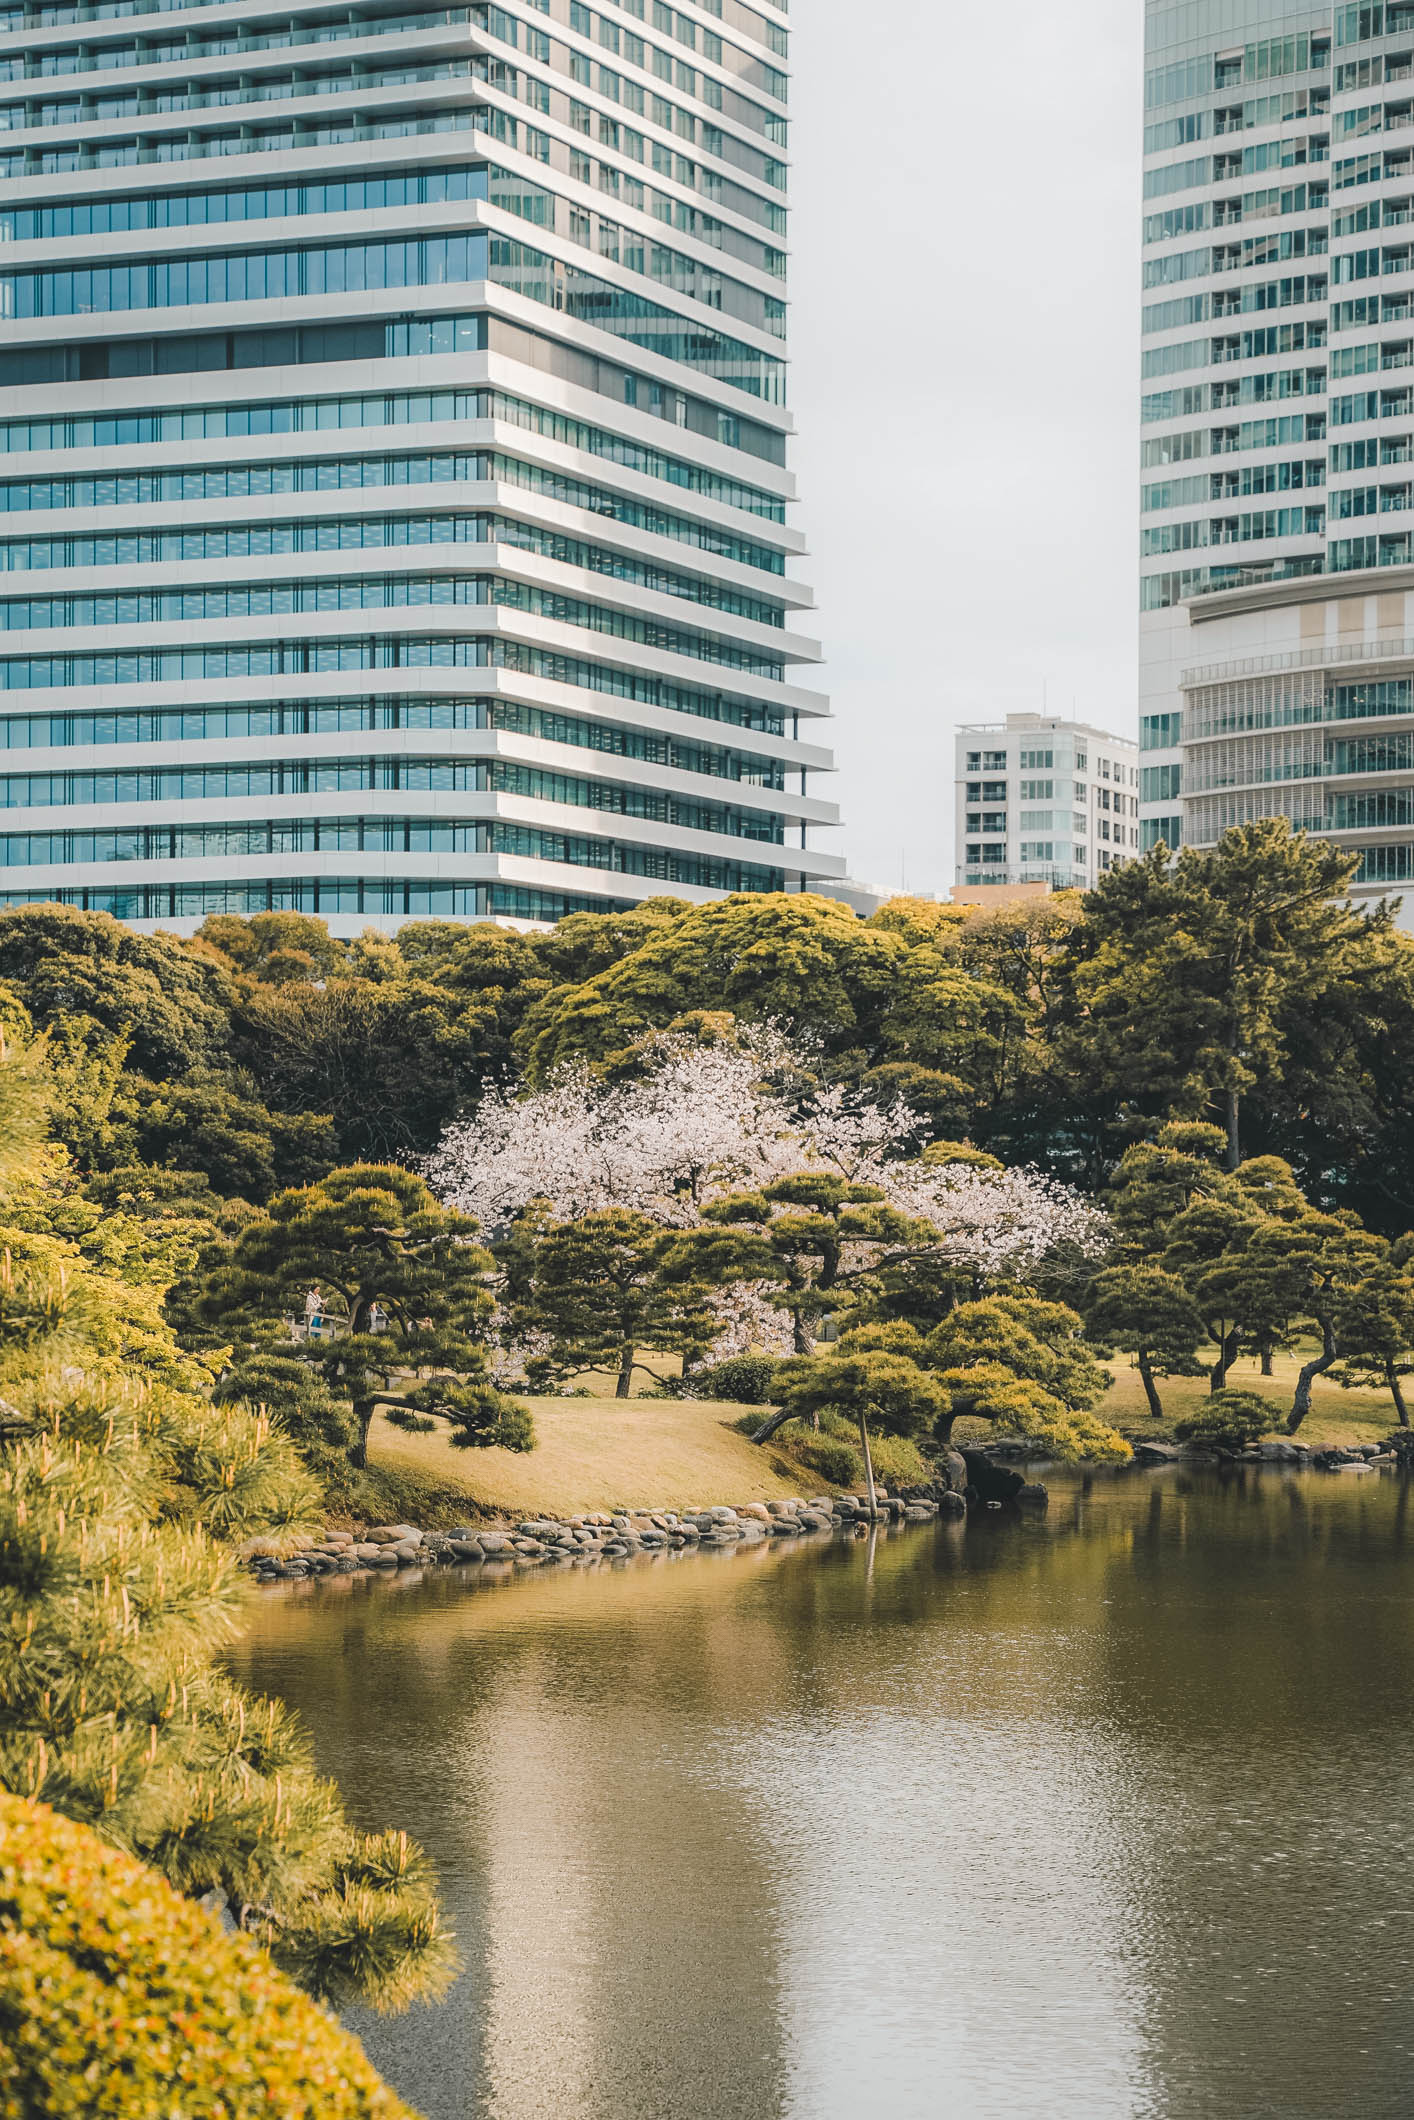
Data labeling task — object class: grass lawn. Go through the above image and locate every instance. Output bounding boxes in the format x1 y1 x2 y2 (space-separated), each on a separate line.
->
366 1394 823 1518
1096 1347 1403 1448
357 1350 1409 1523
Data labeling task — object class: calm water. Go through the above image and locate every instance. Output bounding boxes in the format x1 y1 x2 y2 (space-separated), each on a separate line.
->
229 1467 1414 2120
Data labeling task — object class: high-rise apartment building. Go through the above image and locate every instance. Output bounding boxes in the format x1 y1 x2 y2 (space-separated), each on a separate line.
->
955 712 1140 892
0 0 840 934
1138 0 1414 916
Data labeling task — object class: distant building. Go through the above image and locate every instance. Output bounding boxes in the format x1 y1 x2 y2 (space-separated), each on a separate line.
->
1136 3 1414 922
954 713 1140 892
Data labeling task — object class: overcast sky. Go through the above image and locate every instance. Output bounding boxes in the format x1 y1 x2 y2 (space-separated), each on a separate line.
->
789 0 1144 897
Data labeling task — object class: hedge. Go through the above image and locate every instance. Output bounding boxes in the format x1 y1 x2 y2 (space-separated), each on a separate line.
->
0 1794 422 2119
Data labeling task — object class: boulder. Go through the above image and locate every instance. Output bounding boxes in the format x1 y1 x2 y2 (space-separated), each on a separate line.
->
1017 1483 1049 1509
1132 1441 1179 1463
1255 1439 1300 1462
708 1506 739 1523
938 1491 967 1518
448 1538 483 1561
737 1503 771 1522
960 1450 1025 1505
365 1524 421 1546
478 1531 511 1555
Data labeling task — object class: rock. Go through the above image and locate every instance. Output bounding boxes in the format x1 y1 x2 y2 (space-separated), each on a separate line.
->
937 1490 967 1518
478 1531 511 1555
708 1506 739 1523
1133 1441 1179 1462
1256 1440 1300 1461
333 1554 362 1573
737 1503 771 1522
1017 1483 1049 1509
769 1516 800 1534
961 1450 1024 1505
352 1542 383 1562
447 1525 483 1541
904 1504 934 1522
365 1524 420 1546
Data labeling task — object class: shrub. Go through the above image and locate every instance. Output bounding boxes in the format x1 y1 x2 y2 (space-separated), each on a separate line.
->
682 1352 780 1404
789 1434 863 1485
1174 1388 1272 1450
0 1794 419 2119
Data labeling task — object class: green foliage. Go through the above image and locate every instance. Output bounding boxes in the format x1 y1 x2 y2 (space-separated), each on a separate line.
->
1174 1389 1273 1450
0 1029 455 2017
517 1207 721 1397
680 1352 780 1404
187 1164 532 1465
769 1350 948 1443
0 1794 422 2119
213 1348 360 1473
787 1431 863 1486
1085 1263 1206 1419
920 1297 1129 1462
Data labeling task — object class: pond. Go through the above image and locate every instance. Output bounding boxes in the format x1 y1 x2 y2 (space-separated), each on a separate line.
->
228 1466 1414 2120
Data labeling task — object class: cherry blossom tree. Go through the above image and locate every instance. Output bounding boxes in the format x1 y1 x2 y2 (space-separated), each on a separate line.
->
424 1026 920 1234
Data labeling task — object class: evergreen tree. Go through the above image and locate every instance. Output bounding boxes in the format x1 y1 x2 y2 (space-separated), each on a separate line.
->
515 1207 723 1396
187 1164 532 1467
1085 1263 1205 1422
0 1022 455 2012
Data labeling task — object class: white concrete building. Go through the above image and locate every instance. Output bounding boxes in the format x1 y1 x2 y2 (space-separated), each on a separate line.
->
955 713 1140 892
0 0 841 934
1138 0 1414 915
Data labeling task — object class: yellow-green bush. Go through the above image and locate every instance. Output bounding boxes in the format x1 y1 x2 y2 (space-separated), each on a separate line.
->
0 1793 422 2120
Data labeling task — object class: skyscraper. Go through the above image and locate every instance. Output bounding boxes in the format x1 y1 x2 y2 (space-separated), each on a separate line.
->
0 0 840 934
1138 0 1414 913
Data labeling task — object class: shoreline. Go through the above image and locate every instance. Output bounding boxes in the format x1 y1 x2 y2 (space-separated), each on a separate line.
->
241 1482 971 1583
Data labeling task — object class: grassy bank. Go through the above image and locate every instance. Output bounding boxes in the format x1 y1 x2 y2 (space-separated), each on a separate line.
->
1101 1349 1404 1450
363 1396 827 1519
352 1351 1410 1524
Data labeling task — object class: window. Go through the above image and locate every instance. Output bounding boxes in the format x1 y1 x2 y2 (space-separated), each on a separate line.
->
1141 764 1182 802
1019 777 1053 799
1142 711 1182 749
1019 747 1053 769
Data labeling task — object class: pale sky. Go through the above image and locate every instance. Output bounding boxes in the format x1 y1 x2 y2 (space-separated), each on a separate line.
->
789 0 1144 897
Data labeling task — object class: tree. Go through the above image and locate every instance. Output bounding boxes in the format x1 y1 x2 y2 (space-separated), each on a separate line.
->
705 1172 928 1355
1085 1263 1205 1422
0 1023 455 2013
1061 821 1375 1170
187 1165 532 1467
0 904 233 1082
920 1296 1127 1460
766 1351 947 1517
514 1208 725 1396
427 1022 921 1234
1160 1193 1266 1391
1332 1255 1414 1425
0 1794 422 2119
212 1347 359 1473
108 1071 338 1203
513 892 912 1080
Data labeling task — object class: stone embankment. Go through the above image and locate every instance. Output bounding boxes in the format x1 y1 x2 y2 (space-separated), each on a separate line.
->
241 1484 969 1583
1132 1438 1408 1467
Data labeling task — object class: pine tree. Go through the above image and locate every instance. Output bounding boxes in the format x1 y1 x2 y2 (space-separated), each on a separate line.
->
0 1021 456 2013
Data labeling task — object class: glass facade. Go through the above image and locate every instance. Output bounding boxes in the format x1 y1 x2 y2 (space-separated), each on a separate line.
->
1135 3 1414 896
0 0 838 931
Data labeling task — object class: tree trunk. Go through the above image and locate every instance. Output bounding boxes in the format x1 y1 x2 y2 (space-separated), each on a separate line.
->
857 1410 879 1521
615 1343 635 1399
1224 1083 1240 1173
1286 1317 1337 1433
1137 1348 1164 1423
1388 1362 1410 1428
1259 1341 1274 1377
349 1396 376 1470
1209 1328 1239 1393
750 1407 797 1445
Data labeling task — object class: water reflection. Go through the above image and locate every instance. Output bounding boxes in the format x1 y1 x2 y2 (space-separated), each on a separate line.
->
228 1469 1414 2120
